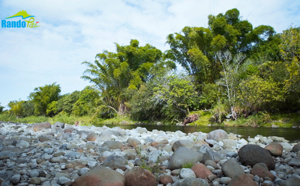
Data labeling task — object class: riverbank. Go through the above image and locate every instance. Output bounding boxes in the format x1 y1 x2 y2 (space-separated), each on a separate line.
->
0 111 299 128
0 121 299 185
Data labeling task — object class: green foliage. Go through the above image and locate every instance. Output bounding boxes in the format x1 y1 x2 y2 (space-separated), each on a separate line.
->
211 101 229 123
82 39 170 115
29 83 61 116
237 75 285 113
56 91 80 115
8 100 34 118
0 103 4 113
72 86 101 116
182 162 194 168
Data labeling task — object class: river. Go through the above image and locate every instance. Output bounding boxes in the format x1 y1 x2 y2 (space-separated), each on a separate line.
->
101 124 300 142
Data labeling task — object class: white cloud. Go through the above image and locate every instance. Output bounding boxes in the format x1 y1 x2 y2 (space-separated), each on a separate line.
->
0 0 299 108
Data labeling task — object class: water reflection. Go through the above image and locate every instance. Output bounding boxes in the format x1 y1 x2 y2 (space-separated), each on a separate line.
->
99 124 300 142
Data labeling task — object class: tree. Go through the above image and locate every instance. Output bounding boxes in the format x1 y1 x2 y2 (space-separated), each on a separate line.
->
8 100 34 117
82 39 169 115
165 8 278 87
72 86 101 116
29 83 61 116
216 50 246 119
0 103 4 113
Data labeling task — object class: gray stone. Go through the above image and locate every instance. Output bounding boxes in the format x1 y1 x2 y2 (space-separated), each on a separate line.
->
220 177 231 184
99 129 122 141
102 140 123 149
0 151 16 160
291 142 300 152
29 169 39 177
172 140 194 151
58 176 71 185
285 174 300 186
102 155 127 170
207 129 228 142
169 147 203 169
30 177 41 184
16 140 30 148
10 174 21 184
179 178 209 186
288 158 300 167
238 144 275 170
78 168 90 176
205 160 219 169
180 168 196 179
222 158 244 178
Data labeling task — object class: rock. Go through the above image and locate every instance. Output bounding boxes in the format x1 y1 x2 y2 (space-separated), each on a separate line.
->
204 160 219 169
238 144 275 170
191 163 214 179
10 174 21 184
291 142 300 152
102 140 123 149
29 169 39 177
33 122 51 132
222 158 244 178
207 129 228 142
222 139 237 150
125 167 157 186
288 158 300 167
58 176 71 185
159 175 173 185
148 150 169 163
127 138 141 147
180 168 196 179
265 142 283 156
53 122 65 129
172 140 194 151
102 155 127 170
183 114 199 125
250 163 275 180
73 166 124 186
228 174 256 186
285 174 300 186
168 147 203 169
78 168 90 176
179 178 209 186
30 177 41 184
99 129 122 141
16 140 30 148
38 135 51 142
86 132 97 141
0 151 15 160
220 177 231 184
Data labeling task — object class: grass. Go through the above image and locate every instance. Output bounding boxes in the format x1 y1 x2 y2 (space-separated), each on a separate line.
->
0 110 299 128
186 110 214 126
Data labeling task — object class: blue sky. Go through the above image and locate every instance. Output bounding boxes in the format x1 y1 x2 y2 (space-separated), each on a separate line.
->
0 0 299 109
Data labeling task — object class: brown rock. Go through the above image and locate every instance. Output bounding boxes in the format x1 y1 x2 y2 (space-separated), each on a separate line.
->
38 135 51 142
191 163 214 179
127 138 141 147
86 132 97 141
64 128 73 133
73 166 124 186
125 167 157 186
33 122 51 132
250 163 275 180
159 175 173 185
229 174 256 186
265 142 283 156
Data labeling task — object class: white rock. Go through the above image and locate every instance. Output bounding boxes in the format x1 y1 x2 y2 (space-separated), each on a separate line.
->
220 177 231 184
180 168 196 179
16 140 30 148
10 174 21 184
58 176 71 184
29 169 39 177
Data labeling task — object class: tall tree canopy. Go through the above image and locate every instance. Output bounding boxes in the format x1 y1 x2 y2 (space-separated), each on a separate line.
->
165 8 279 86
82 39 172 115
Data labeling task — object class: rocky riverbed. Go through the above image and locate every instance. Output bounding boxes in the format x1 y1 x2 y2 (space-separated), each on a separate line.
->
0 121 299 186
